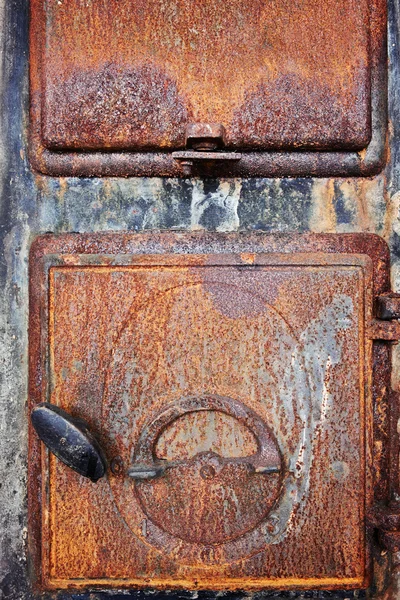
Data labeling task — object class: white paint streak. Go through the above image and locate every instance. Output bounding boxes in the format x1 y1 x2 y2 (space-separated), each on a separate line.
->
191 180 241 232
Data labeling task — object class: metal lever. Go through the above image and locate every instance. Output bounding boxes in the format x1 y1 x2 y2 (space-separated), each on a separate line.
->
127 463 166 479
127 452 281 480
127 396 282 482
31 402 106 482
31 396 281 484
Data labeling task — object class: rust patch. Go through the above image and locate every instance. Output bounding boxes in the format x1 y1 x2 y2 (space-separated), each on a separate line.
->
229 68 371 151
42 63 192 150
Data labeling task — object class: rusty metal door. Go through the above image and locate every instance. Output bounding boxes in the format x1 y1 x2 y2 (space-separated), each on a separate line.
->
29 0 387 177
29 232 397 592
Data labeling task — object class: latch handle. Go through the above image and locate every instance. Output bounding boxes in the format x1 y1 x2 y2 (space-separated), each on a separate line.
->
172 123 242 175
126 452 281 481
127 395 282 480
31 402 106 482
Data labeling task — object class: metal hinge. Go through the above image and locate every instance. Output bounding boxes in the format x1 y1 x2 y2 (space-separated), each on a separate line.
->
368 294 400 341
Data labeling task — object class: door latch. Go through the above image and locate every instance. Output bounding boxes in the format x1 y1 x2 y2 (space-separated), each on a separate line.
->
172 123 241 175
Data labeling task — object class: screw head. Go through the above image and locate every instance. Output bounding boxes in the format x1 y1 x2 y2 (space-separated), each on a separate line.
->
200 464 217 480
110 456 124 476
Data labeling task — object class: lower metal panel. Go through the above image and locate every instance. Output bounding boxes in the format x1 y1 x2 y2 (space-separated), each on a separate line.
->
28 233 390 592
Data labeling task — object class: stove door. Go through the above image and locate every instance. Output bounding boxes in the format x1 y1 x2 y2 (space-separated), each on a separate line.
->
29 0 386 177
29 233 377 591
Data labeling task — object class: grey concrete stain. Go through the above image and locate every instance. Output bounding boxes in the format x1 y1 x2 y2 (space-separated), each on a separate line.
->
1 0 400 597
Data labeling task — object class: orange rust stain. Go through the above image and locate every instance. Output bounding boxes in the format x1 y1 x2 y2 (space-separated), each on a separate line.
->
310 179 337 233
240 253 255 265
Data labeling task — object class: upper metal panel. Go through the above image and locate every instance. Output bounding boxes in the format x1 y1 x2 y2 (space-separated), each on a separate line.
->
29 0 387 177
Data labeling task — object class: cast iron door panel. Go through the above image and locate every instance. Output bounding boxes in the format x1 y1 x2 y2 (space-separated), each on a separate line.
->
29 0 387 177
29 234 376 591
36 0 371 151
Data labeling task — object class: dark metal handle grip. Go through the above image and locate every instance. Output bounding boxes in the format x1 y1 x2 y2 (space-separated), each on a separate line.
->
31 402 106 482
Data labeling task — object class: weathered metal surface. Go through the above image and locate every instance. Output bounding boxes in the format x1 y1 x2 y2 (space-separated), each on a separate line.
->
29 0 387 177
1 1 400 598
35 0 372 150
27 231 393 592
